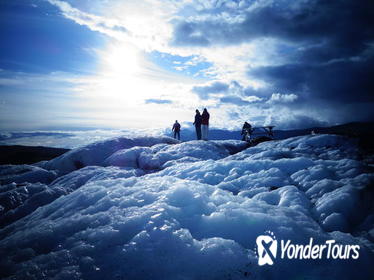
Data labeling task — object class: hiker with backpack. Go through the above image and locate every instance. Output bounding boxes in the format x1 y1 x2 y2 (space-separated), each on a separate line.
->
172 120 181 140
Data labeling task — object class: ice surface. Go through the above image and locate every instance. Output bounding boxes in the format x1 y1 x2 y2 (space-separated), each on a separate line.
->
43 136 179 175
104 140 244 170
0 164 57 185
0 134 373 279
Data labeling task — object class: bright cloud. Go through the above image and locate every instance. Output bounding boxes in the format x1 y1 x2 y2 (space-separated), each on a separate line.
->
268 93 298 104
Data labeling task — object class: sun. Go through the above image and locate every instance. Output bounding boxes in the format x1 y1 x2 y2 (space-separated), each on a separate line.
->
102 43 141 78
91 42 150 104
79 41 199 128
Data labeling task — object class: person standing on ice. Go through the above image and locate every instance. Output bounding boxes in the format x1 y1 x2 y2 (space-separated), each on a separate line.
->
193 109 202 140
241 121 252 141
201 108 210 140
172 120 181 140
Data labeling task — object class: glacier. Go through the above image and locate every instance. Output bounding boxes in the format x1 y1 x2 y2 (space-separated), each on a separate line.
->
0 134 373 279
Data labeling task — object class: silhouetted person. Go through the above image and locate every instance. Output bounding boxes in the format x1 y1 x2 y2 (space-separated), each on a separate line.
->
193 109 202 140
172 120 181 140
241 121 252 141
201 108 210 140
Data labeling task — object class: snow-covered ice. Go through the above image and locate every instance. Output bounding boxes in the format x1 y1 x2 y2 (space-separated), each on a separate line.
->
0 164 57 185
42 136 179 175
0 134 373 279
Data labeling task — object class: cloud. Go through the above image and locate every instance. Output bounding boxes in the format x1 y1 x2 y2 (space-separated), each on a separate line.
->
264 113 328 130
47 0 179 53
220 95 262 106
251 57 374 103
172 0 374 52
192 80 267 101
47 0 129 39
145 99 173 104
173 2 374 84
192 81 229 99
267 93 298 104
171 0 374 124
173 22 210 47
0 70 89 130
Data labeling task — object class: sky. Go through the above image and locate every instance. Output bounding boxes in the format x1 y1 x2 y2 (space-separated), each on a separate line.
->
0 0 373 131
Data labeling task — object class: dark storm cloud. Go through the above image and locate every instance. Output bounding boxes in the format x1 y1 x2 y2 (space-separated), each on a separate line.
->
251 57 374 103
174 0 374 123
192 81 229 99
274 114 329 130
173 0 374 52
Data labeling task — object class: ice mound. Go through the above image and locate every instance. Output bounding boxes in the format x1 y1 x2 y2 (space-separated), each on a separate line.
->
0 166 145 228
104 140 245 170
0 134 373 279
43 136 179 175
230 134 360 161
49 166 145 193
0 164 57 185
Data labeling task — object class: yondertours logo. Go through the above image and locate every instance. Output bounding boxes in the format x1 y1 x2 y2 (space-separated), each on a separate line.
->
256 231 277 266
255 231 360 266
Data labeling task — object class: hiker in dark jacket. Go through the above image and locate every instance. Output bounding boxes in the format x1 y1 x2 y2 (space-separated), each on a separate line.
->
241 121 252 141
193 109 202 140
172 120 181 140
201 108 210 140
